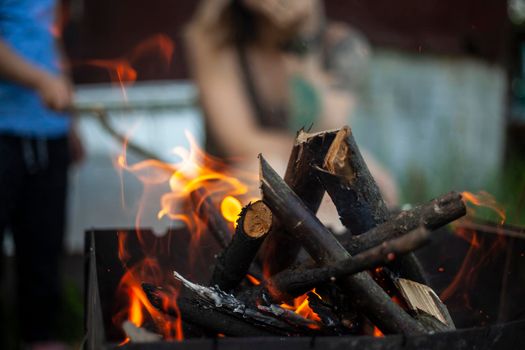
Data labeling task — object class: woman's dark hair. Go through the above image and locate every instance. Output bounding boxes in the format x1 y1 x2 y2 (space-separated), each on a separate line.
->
219 0 260 47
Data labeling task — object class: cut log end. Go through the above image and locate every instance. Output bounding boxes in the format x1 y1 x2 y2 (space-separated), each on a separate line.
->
323 126 351 175
243 201 272 238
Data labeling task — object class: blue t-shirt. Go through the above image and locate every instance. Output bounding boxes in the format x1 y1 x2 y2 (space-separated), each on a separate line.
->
0 0 70 137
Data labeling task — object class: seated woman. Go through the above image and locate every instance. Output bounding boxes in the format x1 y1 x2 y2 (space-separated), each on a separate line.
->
185 0 398 207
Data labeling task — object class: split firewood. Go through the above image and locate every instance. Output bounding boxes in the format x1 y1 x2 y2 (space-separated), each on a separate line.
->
341 191 466 256
259 154 426 335
261 128 339 275
394 278 456 332
211 200 272 291
314 126 428 284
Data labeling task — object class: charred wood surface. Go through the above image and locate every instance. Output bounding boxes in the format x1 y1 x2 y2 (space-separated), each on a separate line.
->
211 200 272 291
190 189 232 249
142 283 277 337
265 227 431 301
262 128 339 275
341 191 466 256
316 126 427 284
259 155 426 335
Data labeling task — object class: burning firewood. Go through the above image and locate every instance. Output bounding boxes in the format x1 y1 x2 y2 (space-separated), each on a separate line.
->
211 200 273 291
254 226 432 303
314 126 428 284
190 188 233 249
143 270 319 337
261 128 339 275
258 154 427 335
341 191 467 256
142 283 277 337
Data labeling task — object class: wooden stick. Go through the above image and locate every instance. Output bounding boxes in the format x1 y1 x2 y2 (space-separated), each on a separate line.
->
315 126 427 284
211 200 272 291
261 128 339 275
341 191 466 255
190 188 232 249
265 227 431 301
259 155 426 335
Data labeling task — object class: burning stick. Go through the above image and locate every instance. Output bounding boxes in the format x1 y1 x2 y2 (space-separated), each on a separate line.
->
142 283 277 337
190 188 233 249
211 200 272 291
263 227 432 302
341 191 467 256
258 155 426 335
261 128 339 275
314 126 428 284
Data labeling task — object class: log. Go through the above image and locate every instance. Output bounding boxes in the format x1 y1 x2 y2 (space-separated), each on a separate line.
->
211 200 272 291
315 126 427 284
259 155 426 335
190 188 232 249
142 283 277 337
341 191 466 256
261 128 339 275
265 227 431 301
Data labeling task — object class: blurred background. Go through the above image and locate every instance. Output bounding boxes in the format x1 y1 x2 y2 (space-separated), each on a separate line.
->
2 0 525 347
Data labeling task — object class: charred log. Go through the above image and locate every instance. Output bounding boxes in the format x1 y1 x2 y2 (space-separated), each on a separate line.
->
211 200 272 291
259 154 426 335
341 191 466 255
142 283 277 337
190 188 232 249
264 227 431 301
315 126 427 284
261 128 339 275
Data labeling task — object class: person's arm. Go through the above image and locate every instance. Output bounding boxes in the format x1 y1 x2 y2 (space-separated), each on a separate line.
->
0 39 72 110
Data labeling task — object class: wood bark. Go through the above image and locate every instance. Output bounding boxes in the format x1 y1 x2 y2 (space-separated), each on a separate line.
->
315 126 427 284
142 283 278 337
190 188 232 249
259 155 426 335
211 200 272 291
261 128 339 275
341 191 466 255
264 227 431 301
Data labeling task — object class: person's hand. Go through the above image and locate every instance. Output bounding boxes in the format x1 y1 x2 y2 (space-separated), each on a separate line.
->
34 73 73 111
243 0 319 33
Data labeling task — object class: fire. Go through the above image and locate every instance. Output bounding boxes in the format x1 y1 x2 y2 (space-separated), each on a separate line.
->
80 33 175 100
461 191 506 224
246 274 261 285
441 191 507 310
373 326 384 337
221 196 243 224
280 290 322 323
114 130 257 342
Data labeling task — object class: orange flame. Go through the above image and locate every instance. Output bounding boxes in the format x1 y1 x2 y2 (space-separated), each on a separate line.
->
441 191 507 308
461 191 506 224
114 131 257 342
80 33 175 100
280 289 322 324
220 196 243 225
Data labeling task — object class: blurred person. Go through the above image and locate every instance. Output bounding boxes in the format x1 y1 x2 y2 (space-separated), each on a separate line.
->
0 0 83 348
185 0 399 206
